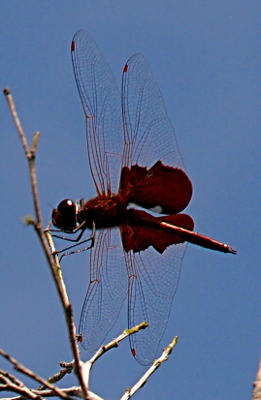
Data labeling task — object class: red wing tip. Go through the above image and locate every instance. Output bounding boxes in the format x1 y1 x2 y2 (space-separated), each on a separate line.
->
76 334 83 342
123 64 129 73
131 348 136 357
71 40 75 52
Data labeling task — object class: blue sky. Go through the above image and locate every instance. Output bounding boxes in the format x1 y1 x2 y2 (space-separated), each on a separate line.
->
1 1 261 399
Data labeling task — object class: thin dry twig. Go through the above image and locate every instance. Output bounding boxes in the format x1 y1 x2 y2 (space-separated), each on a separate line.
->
0 348 72 400
252 358 261 400
38 361 74 390
121 336 179 400
34 387 103 400
81 322 149 386
3 88 88 399
44 229 86 393
1 386 103 400
0 380 41 399
0 369 24 388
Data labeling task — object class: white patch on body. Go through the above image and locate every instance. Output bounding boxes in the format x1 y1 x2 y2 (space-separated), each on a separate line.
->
149 205 163 214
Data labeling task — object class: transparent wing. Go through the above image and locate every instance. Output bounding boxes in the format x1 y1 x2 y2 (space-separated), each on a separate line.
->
73 33 189 363
121 53 188 364
121 53 184 172
72 30 123 195
79 228 127 351
125 243 187 365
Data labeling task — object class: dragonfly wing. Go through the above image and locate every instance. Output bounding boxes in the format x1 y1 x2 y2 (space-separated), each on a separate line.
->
121 53 184 172
124 242 187 365
72 30 123 195
79 228 127 351
120 52 190 364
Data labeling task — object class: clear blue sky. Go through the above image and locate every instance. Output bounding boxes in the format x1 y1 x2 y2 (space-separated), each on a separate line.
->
1 2 260 399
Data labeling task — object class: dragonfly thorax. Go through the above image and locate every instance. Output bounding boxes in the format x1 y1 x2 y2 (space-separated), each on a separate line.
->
77 195 127 229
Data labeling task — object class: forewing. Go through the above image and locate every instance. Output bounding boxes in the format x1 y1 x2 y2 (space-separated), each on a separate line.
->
79 228 127 352
121 53 184 174
71 30 123 195
124 243 187 365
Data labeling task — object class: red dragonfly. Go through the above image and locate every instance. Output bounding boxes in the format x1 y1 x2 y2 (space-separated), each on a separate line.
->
52 30 236 365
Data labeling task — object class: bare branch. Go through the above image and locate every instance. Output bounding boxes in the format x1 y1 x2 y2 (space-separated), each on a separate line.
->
0 369 24 388
34 387 103 400
0 380 41 399
1 386 104 400
121 336 179 400
3 88 31 157
81 322 149 386
252 357 261 400
0 348 73 400
44 230 87 395
38 362 74 390
3 88 88 399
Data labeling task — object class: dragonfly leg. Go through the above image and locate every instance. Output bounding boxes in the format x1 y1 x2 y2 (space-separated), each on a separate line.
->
52 222 96 261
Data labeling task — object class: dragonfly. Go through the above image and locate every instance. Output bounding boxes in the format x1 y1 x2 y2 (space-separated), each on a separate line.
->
52 30 236 365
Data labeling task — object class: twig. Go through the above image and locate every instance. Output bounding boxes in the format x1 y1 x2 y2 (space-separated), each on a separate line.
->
44 230 86 394
3 88 88 399
0 369 24 388
81 322 149 386
121 336 179 400
0 379 41 399
0 348 72 400
34 387 103 400
38 361 74 390
1 386 103 400
3 88 41 227
252 357 261 400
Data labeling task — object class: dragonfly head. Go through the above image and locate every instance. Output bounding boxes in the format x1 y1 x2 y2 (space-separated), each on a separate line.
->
52 199 78 231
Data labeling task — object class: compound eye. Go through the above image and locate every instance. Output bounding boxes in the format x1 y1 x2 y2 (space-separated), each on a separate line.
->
57 199 75 213
52 199 77 231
